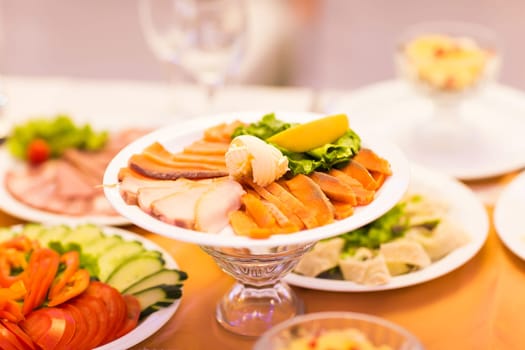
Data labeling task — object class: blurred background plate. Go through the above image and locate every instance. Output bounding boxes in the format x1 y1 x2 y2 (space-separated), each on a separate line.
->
329 80 525 180
494 170 525 260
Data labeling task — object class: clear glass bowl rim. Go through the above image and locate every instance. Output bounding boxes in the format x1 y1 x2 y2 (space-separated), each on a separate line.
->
253 311 425 350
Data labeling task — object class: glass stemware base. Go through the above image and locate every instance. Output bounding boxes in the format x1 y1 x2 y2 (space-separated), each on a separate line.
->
201 242 315 337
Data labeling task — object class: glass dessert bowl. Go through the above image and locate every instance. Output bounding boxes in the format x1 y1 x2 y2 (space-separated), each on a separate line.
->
253 311 424 350
102 111 410 337
394 21 502 166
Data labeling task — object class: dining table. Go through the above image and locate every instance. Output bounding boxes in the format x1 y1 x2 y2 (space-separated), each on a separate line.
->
1 75 525 350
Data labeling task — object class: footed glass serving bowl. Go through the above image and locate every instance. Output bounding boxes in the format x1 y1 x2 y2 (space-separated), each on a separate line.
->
103 111 410 336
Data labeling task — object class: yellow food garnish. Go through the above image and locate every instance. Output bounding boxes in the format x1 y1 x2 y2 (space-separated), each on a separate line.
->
225 135 288 186
267 114 349 152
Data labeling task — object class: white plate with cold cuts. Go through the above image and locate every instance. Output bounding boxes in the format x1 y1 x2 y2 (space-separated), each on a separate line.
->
103 111 411 249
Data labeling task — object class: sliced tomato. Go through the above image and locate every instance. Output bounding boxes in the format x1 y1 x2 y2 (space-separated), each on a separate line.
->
114 294 141 339
21 308 76 350
19 309 52 345
72 295 109 348
61 304 90 350
1 320 37 350
47 269 89 307
50 308 76 350
83 281 127 343
48 251 80 300
0 321 26 350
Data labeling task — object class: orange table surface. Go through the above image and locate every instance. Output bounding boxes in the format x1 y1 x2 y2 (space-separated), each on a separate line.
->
1 188 525 350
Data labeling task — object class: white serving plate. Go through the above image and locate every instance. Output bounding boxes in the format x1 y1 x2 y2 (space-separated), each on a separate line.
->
103 111 410 248
285 164 489 291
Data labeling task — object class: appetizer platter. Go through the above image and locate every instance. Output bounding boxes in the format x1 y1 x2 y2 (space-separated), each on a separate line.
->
103 111 411 248
0 115 150 226
285 165 489 292
494 170 525 261
0 223 186 350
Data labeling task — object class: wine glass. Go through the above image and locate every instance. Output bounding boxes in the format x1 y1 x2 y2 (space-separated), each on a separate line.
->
394 21 501 163
138 0 247 112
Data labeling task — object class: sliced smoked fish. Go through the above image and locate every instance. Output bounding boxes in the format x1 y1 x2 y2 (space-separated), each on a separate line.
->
183 140 229 155
171 153 226 166
328 169 375 206
241 192 277 228
352 148 392 175
151 185 210 228
265 182 318 229
261 201 300 232
248 181 305 230
230 210 259 236
143 142 175 160
128 154 228 180
332 201 354 220
309 171 357 205
118 166 151 181
370 170 387 189
119 173 181 205
284 174 335 226
137 179 203 213
203 120 244 142
338 160 378 190
194 179 245 233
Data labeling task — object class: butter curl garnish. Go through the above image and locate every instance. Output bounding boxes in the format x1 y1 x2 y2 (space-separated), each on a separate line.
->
225 135 289 186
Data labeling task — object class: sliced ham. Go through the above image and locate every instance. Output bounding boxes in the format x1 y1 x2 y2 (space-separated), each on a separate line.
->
194 179 245 233
5 162 57 203
55 160 97 198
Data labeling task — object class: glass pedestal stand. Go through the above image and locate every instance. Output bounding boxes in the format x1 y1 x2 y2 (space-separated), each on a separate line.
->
201 242 315 337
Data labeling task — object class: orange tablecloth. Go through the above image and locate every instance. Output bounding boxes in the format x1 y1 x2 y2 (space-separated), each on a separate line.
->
1 177 525 350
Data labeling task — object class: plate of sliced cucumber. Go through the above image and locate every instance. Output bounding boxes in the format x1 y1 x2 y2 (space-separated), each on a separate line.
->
0 223 187 350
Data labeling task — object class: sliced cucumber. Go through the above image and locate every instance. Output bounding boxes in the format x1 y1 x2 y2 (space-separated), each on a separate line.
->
122 268 188 295
37 225 70 246
97 240 147 282
0 228 16 242
62 224 103 246
106 253 165 292
82 234 123 257
20 223 44 240
132 284 182 318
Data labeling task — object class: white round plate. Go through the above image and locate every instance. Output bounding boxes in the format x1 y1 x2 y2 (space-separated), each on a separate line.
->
284 164 489 292
93 226 182 350
103 111 410 248
4 224 182 349
0 149 129 226
494 170 525 260
330 80 525 180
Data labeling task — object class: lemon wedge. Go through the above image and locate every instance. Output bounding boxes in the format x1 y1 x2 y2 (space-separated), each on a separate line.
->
267 114 349 152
